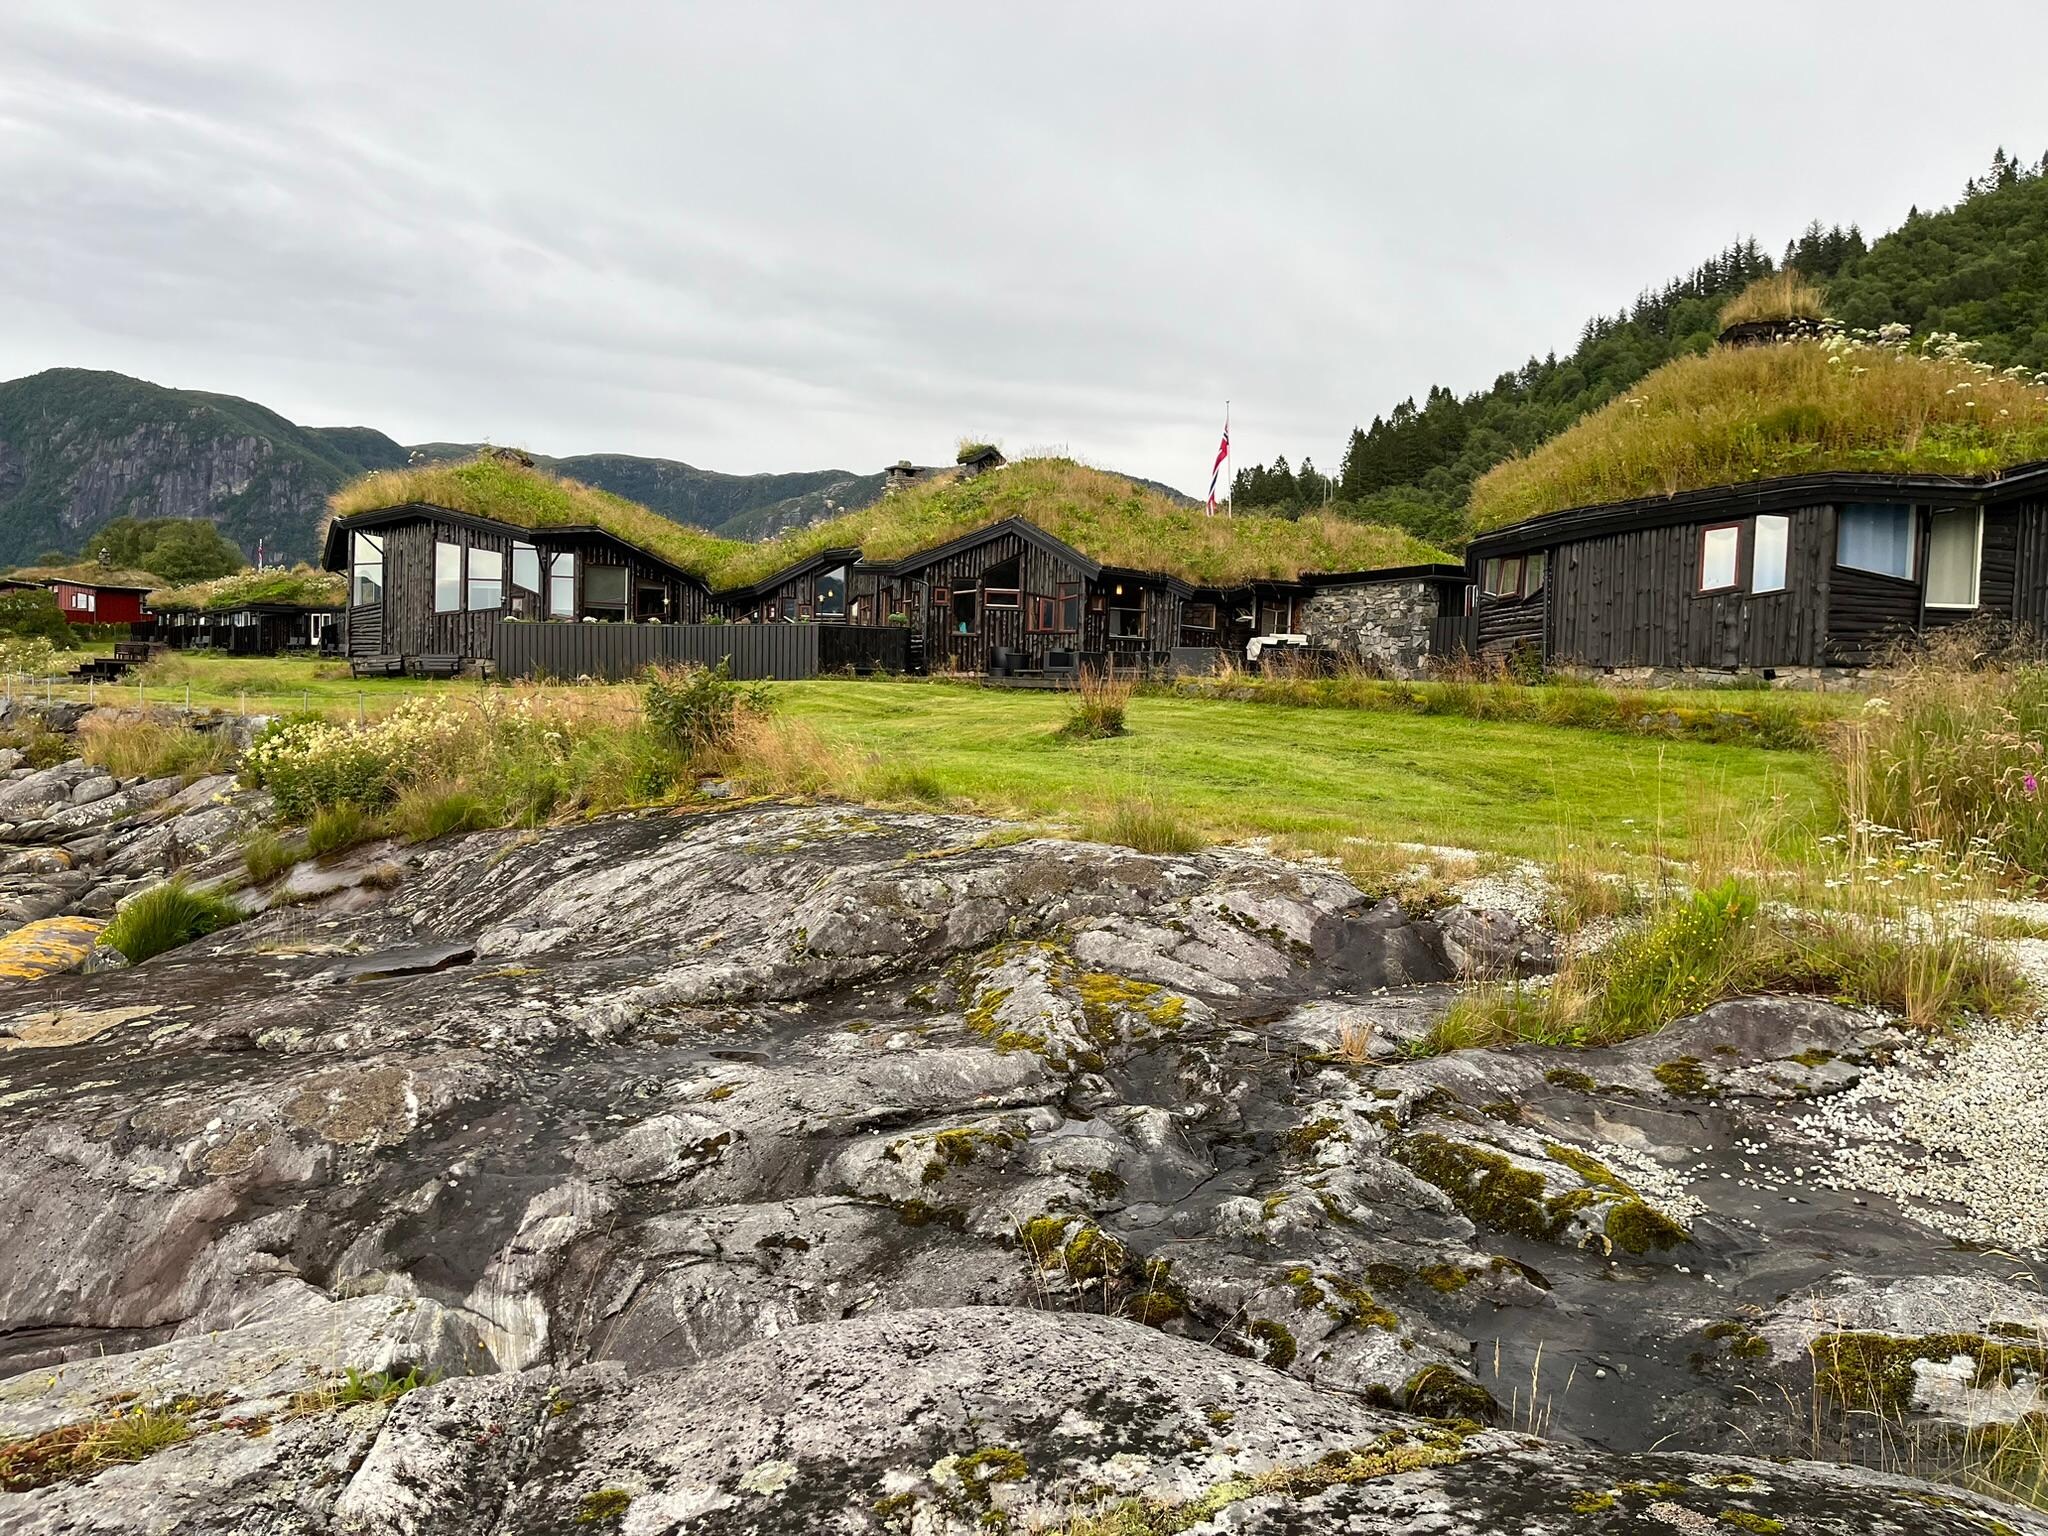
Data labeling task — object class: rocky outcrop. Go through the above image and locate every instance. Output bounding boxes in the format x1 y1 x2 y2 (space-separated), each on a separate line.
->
0 753 2043 1530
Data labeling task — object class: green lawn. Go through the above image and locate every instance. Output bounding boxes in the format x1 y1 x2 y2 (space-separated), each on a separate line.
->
23 654 1835 863
776 680 1830 863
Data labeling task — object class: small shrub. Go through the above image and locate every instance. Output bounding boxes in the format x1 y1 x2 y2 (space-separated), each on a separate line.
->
642 663 769 759
103 880 245 963
1057 668 1135 741
0 718 72 769
307 802 375 858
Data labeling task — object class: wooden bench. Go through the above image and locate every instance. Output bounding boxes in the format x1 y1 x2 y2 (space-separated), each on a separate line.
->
349 654 404 678
413 654 461 679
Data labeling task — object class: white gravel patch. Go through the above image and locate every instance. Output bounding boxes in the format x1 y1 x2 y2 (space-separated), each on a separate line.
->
1804 1010 2048 1250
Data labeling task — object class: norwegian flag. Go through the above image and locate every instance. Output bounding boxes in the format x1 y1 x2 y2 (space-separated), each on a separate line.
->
1207 410 1230 514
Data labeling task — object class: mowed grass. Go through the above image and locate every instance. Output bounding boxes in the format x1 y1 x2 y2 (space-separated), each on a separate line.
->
775 680 1829 862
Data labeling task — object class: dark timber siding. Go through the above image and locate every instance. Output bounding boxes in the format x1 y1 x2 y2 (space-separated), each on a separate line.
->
1476 587 1545 660
894 529 1176 673
492 622 908 682
2015 501 2048 634
345 513 708 662
1544 504 1831 669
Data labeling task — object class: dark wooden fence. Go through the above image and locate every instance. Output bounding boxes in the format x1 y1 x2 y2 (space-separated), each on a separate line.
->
490 622 909 682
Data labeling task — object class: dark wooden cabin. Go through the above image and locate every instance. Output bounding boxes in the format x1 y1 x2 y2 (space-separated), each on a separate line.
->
714 547 888 625
1465 466 2048 677
153 602 343 655
872 516 1186 675
1179 581 1307 654
321 503 713 667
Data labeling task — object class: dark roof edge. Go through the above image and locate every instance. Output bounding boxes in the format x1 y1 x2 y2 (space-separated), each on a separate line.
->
322 503 715 587
1299 562 1470 587
1468 462 2048 556
880 516 1107 581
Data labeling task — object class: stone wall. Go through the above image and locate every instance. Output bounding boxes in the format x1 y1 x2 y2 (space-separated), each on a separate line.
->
1302 580 1436 678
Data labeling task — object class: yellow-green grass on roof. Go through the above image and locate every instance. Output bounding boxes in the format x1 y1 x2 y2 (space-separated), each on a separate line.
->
1718 270 1829 331
714 457 1455 589
328 455 745 580
148 564 346 612
4 562 162 590
1468 337 2048 532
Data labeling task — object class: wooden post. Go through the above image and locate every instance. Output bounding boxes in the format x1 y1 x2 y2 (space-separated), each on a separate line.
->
357 692 365 725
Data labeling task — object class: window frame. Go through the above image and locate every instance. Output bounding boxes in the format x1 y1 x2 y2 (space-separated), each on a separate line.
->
1750 514 1790 595
950 587 979 634
1836 503 1918 583
433 539 463 614
815 564 848 619
583 563 630 620
547 551 577 619
1184 601 1219 630
1696 522 1742 595
511 541 541 596
1924 507 1984 610
350 530 385 607
466 546 504 611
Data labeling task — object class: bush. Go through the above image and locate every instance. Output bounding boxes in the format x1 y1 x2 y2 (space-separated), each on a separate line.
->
0 589 78 648
103 880 244 963
1057 668 1134 741
642 663 769 759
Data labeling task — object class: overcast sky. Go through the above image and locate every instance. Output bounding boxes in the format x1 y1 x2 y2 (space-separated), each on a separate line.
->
4 4 2046 496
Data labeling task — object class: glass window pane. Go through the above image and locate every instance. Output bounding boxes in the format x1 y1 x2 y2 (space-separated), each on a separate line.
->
351 531 384 606
1752 515 1789 593
1525 552 1546 592
468 547 504 611
1926 508 1982 607
586 565 628 607
816 565 846 617
549 552 576 618
434 541 462 613
1699 526 1740 591
512 542 540 593
1839 504 1915 579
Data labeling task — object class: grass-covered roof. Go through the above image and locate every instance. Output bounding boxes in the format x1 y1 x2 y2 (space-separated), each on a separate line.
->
713 457 1454 588
149 564 346 612
4 561 161 589
328 455 744 579
1468 331 2048 532
331 452 1454 591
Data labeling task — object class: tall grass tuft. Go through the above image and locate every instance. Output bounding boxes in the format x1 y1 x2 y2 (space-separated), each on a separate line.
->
1837 628 2048 881
103 880 245 963
1078 794 1205 855
1057 668 1135 741
1718 270 1829 329
77 716 234 782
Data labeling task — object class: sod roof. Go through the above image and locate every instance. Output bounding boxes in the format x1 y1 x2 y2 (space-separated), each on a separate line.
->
711 456 1455 589
329 453 1453 591
148 565 346 612
327 456 744 579
3 562 161 590
1467 335 2048 533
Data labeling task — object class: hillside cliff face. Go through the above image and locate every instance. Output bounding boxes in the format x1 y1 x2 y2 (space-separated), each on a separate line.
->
0 370 404 565
0 369 894 567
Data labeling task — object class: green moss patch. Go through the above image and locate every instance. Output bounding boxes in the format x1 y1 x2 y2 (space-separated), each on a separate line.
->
1810 1331 2048 1415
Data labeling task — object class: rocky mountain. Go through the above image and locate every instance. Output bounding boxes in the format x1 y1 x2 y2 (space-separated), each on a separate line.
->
1 698 2045 1532
0 371 891 567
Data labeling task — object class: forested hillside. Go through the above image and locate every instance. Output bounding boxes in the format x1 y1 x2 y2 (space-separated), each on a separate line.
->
1235 149 2048 541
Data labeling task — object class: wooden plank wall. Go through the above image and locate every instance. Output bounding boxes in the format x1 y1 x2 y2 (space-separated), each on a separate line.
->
366 516 708 660
1542 504 1831 670
493 623 810 681
1475 588 1545 660
2013 500 2048 635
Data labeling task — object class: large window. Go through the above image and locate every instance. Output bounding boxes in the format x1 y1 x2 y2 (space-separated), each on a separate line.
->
548 552 576 618
467 547 504 610
1698 524 1741 593
512 542 541 596
1482 556 1525 597
351 530 385 606
1029 583 1083 633
816 565 847 618
981 557 1020 610
1926 507 1983 608
1838 503 1915 580
1752 515 1789 594
951 588 978 634
585 564 629 620
434 541 462 613
1109 583 1144 638
1523 552 1546 593
1184 601 1218 630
